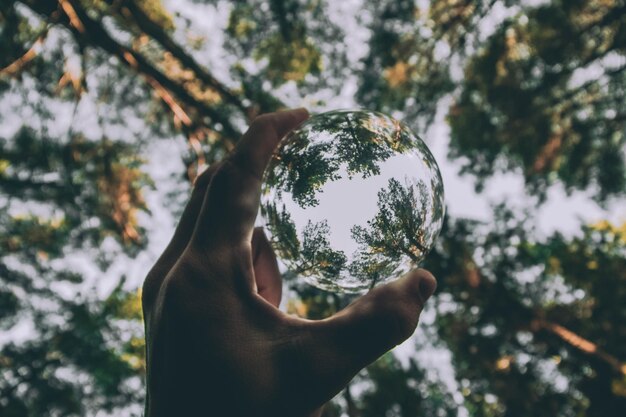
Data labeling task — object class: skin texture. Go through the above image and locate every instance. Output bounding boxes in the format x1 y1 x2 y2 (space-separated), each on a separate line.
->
142 108 438 417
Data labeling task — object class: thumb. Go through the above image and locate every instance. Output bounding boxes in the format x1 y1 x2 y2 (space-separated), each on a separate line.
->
295 269 437 405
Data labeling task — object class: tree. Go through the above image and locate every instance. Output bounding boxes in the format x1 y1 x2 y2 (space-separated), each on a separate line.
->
448 0 626 201
357 353 457 417
299 219 348 291
263 130 340 208
1 0 625 416
263 110 411 208
424 206 626 417
356 0 455 133
351 178 432 290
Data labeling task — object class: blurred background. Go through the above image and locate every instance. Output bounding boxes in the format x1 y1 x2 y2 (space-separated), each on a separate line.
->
1 0 625 416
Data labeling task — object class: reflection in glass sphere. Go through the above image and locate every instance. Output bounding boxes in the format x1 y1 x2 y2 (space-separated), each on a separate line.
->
260 109 445 294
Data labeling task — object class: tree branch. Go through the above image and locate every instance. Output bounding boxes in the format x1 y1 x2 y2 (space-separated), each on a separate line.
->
460 262 626 376
534 319 626 376
0 27 50 77
22 0 240 145
113 0 250 117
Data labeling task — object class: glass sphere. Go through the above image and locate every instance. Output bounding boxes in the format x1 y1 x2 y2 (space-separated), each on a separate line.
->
260 109 445 293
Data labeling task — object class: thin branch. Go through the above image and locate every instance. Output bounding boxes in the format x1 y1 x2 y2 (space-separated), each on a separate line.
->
22 0 240 145
68 0 240 142
142 75 214 180
579 3 626 36
113 0 249 117
0 176 66 192
0 27 50 77
269 0 294 42
57 0 83 32
534 319 626 376
462 262 626 376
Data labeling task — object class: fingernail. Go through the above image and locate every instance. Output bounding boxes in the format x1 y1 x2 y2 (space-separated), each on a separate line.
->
295 107 309 117
419 275 437 301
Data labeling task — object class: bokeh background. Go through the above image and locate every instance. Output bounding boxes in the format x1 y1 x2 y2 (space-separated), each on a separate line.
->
1 0 625 416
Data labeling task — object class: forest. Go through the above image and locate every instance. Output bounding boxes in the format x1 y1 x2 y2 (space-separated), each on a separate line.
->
1 0 625 416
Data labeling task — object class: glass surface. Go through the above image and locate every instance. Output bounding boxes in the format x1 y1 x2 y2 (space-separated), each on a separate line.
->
260 109 445 293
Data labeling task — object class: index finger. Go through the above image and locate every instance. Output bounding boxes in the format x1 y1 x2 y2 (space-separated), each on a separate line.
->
232 108 309 179
191 108 309 249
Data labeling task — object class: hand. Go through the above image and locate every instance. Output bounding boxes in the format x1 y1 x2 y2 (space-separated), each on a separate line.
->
141 108 437 417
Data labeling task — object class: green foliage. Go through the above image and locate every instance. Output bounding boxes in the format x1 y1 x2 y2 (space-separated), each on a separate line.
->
265 132 340 207
225 0 347 96
357 0 455 132
300 219 347 283
424 207 626 417
0 127 150 248
254 32 322 85
358 353 457 417
448 0 626 201
133 0 175 30
0 127 149 415
262 201 301 261
354 178 429 258
351 178 429 288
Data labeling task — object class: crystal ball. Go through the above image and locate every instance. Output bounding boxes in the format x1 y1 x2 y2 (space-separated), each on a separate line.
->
260 109 445 293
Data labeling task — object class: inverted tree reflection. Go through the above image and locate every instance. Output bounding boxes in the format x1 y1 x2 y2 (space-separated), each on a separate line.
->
351 178 430 289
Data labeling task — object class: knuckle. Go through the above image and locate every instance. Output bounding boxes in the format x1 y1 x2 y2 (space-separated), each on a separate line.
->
212 158 236 180
141 274 159 309
181 245 229 276
252 226 270 247
193 162 221 189
141 263 173 309
249 114 278 136
251 113 272 128
206 160 242 193
159 254 218 310
223 153 260 182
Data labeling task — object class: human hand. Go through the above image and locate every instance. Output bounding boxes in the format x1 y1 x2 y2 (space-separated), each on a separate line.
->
141 108 437 417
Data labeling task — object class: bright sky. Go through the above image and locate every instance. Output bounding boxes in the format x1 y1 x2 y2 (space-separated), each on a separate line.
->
270 149 441 263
